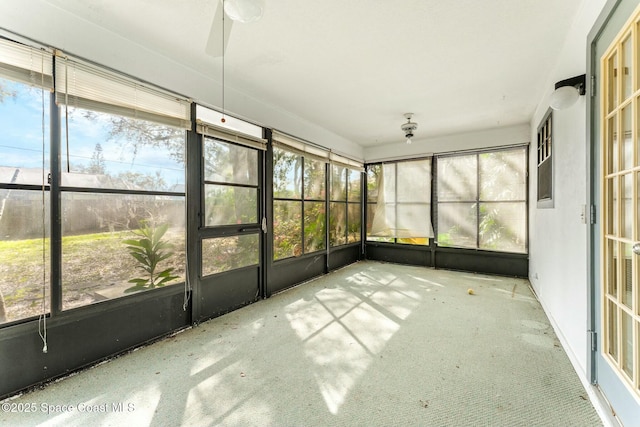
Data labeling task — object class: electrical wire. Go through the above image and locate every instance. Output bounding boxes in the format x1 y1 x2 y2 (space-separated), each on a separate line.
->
64 54 70 173
37 48 48 354
183 206 190 311
183 254 191 312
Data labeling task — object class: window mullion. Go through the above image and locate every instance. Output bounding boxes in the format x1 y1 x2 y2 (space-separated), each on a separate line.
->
344 168 349 244
476 153 481 249
301 158 306 253
394 161 399 243
325 162 330 272
49 92 62 315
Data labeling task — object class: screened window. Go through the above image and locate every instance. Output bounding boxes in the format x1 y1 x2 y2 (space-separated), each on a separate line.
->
60 110 186 311
53 52 189 310
61 108 185 191
305 158 327 252
0 76 50 324
197 106 265 277
436 147 527 253
202 234 259 276
330 165 361 246
366 165 393 243
0 40 191 322
366 159 433 245
203 138 258 226
200 139 261 276
273 147 326 259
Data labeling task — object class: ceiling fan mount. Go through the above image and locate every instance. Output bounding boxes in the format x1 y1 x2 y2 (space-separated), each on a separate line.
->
205 0 265 57
224 0 265 23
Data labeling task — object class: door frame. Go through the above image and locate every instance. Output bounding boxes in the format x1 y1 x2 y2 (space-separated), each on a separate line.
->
187 113 266 323
588 1 640 424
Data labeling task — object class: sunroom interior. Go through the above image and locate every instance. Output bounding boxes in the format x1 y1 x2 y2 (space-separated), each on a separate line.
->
1 0 639 425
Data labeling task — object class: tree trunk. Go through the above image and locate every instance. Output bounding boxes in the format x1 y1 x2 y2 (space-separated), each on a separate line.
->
0 289 6 323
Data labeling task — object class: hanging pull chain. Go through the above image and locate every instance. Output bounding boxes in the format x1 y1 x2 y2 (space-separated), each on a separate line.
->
38 49 48 354
64 55 70 173
221 0 226 123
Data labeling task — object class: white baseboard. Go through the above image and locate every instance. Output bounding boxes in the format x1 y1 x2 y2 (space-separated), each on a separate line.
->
532 289 620 427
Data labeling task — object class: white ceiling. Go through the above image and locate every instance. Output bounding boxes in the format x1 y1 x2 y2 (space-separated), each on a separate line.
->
42 0 584 148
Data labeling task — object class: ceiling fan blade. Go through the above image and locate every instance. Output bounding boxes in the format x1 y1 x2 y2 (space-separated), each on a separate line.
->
205 3 234 57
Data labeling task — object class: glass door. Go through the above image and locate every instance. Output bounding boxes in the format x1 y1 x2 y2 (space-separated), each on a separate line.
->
197 136 264 320
595 1 640 424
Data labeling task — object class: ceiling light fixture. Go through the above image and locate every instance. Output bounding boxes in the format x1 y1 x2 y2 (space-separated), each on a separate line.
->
401 113 418 144
224 0 265 23
549 74 586 110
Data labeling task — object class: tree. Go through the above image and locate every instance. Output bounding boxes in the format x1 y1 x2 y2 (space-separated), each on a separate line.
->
273 148 303 258
273 148 301 197
123 221 178 292
76 111 185 172
0 288 6 323
86 143 106 174
0 81 17 103
102 114 185 164
67 107 185 188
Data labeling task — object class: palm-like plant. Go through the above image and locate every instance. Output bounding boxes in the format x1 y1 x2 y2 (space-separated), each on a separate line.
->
123 221 178 293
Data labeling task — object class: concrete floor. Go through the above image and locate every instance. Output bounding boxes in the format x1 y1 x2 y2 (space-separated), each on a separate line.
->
1 261 603 426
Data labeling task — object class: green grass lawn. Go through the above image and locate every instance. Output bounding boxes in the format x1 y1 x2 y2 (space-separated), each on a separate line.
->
0 229 185 323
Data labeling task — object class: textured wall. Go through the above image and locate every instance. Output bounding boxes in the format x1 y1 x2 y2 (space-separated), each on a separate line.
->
528 0 607 379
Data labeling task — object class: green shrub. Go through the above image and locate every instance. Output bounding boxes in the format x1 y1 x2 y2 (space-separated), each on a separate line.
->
123 221 178 293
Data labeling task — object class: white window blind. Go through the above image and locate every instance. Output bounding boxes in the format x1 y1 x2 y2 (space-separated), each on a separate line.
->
196 104 266 150
370 160 434 239
272 130 363 171
0 38 53 89
54 53 191 129
330 152 364 171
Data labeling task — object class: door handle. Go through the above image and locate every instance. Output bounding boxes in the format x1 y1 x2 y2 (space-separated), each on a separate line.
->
633 243 640 255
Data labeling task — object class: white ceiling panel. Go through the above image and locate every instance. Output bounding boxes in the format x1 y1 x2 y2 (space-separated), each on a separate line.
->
35 0 585 147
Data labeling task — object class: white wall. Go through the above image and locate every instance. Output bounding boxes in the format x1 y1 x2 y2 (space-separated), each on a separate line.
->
0 0 363 161
0 0 609 380
363 123 530 162
528 0 607 378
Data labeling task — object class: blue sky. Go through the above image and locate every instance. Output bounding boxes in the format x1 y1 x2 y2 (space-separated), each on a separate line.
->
0 79 50 170
0 78 185 189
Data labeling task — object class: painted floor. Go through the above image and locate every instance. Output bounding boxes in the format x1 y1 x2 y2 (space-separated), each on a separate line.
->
0 261 603 426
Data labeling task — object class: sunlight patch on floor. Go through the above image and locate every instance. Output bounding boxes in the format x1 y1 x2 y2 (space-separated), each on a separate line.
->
104 385 162 426
308 321 371 414
190 344 235 377
190 339 240 377
355 270 398 287
185 358 264 425
369 285 417 320
37 403 81 427
285 268 421 414
408 274 445 288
